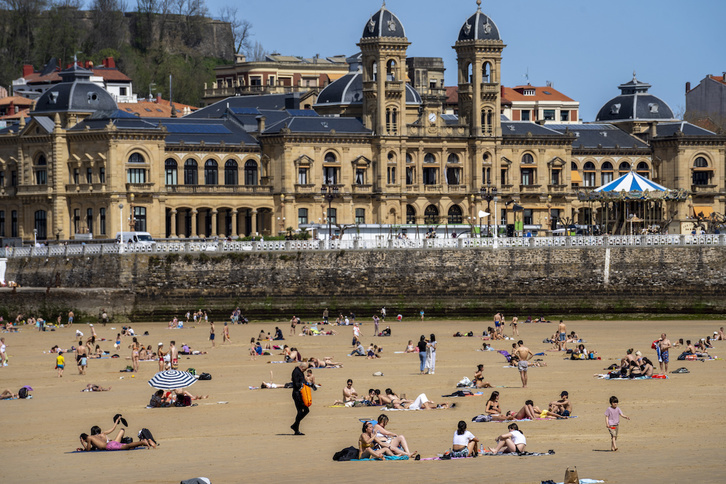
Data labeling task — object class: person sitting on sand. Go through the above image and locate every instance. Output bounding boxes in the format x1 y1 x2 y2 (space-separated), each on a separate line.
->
488 423 526 454
358 421 395 460
333 379 359 406
485 391 501 415
366 343 381 359
718 327 725 340
82 384 111 392
348 343 365 357
685 340 696 355
149 390 173 407
451 420 479 458
474 364 493 388
379 388 413 408
549 391 572 417
174 389 208 401
372 414 418 458
620 348 637 368
79 433 153 451
639 357 655 377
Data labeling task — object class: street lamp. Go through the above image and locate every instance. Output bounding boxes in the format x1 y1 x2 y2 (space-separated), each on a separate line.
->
480 184 497 237
493 195 499 248
320 184 339 241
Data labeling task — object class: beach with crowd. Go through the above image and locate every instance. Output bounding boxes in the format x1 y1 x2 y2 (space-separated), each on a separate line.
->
1 308 725 483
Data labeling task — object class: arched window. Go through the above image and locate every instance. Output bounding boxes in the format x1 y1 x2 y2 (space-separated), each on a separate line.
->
601 161 613 185
37 155 47 165
128 152 144 163
636 162 650 179
583 161 596 187
244 160 258 186
184 159 198 185
466 63 473 83
481 109 493 135
371 61 378 82
165 159 178 185
324 152 337 164
482 62 491 83
424 153 436 164
619 162 631 176
406 153 413 163
447 153 459 164
424 205 439 224
34 154 47 185
385 107 398 134
692 156 711 185
204 160 218 185
448 205 463 224
127 152 146 184
224 160 238 185
406 205 416 224
386 59 396 81
522 153 534 164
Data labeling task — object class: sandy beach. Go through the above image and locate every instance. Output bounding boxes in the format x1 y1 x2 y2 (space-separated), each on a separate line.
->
2 316 725 484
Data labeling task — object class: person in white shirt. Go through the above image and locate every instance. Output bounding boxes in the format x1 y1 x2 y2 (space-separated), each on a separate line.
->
489 423 526 454
452 420 479 457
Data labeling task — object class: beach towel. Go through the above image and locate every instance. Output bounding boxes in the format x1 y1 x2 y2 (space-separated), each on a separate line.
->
555 480 604 484
351 455 409 461
441 390 483 397
481 450 555 457
498 350 512 362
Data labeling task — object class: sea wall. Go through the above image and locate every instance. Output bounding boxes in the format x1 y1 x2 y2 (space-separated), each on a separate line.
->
2 246 725 321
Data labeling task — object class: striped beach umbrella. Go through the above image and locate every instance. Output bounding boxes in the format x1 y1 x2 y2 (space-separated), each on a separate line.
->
595 171 668 193
148 370 197 390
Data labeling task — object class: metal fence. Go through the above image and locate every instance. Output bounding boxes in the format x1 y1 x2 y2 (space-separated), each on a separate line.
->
2 234 725 259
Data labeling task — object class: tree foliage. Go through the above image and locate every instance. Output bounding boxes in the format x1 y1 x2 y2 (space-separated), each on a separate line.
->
0 0 259 106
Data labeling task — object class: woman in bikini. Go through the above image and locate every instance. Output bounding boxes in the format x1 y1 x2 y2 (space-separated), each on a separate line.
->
129 337 140 372
371 414 417 458
485 391 501 415
79 433 153 451
474 364 493 388
358 422 394 460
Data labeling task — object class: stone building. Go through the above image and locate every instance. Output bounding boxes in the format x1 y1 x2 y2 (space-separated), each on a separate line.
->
0 2 724 242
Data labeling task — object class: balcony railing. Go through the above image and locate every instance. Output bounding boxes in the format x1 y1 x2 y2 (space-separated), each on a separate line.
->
166 185 273 194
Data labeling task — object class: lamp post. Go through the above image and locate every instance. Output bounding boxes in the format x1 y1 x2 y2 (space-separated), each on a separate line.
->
320 184 339 242
480 184 497 237
493 195 499 248
118 203 124 253
547 194 553 234
33 228 37 246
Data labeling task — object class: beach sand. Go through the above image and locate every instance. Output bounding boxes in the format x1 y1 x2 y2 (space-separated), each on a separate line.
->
2 317 725 483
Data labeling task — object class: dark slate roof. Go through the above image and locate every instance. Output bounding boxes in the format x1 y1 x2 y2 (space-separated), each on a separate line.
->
33 65 117 115
596 76 675 123
264 116 370 135
362 6 406 39
501 121 563 136
231 109 299 132
154 118 258 145
547 123 650 149
653 121 719 137
457 6 501 42
69 116 159 131
188 93 302 119
315 71 421 106
34 116 55 133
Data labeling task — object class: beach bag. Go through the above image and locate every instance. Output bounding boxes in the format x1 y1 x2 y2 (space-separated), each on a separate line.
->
187 368 196 375
18 387 28 399
333 446 358 461
651 340 659 349
138 428 157 445
198 372 212 380
300 384 312 407
564 466 579 484
175 395 192 407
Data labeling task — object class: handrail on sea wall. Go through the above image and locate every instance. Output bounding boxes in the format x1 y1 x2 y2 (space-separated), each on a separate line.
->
4 234 726 258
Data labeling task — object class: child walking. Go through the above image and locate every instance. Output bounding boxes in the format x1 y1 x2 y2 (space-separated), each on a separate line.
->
605 395 630 451
56 351 65 377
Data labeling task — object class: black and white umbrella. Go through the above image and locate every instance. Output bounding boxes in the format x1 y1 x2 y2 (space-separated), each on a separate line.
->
148 370 197 390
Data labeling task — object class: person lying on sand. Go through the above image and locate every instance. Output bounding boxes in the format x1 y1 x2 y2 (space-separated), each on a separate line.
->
82 384 111 392
79 433 153 451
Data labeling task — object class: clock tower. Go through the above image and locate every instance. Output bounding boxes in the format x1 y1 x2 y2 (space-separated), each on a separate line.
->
454 0 505 138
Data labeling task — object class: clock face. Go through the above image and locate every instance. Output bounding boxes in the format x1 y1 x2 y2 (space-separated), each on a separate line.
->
428 112 437 123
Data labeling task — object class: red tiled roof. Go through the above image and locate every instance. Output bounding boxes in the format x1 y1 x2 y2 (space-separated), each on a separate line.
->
445 86 458 104
23 66 131 83
502 85 575 102
118 99 199 118
709 75 726 85
0 108 30 120
0 96 34 107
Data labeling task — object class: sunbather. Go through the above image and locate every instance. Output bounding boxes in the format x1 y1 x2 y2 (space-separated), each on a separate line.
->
488 423 526 454
358 422 394 460
79 433 153 451
372 414 417 458
82 384 111 392
474 364 493 388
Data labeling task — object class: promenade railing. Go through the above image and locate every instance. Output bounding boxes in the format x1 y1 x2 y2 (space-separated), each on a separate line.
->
3 234 725 259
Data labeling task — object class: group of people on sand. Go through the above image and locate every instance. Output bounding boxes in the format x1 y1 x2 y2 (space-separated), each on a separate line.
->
78 415 156 451
478 390 572 423
333 379 451 410
148 389 209 407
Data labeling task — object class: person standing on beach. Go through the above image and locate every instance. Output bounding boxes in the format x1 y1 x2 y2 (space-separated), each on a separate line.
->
223 323 231 343
209 321 216 348
380 307 386 321
417 335 427 374
656 333 671 373
373 315 380 336
494 313 502 335
557 320 567 351
290 362 309 435
510 316 519 336
56 351 65 377
101 309 109 326
605 395 630 451
76 340 88 375
323 308 329 324
514 340 533 388
425 334 437 374
420 309 424 321
0 337 7 367
67 310 74 327
169 341 178 369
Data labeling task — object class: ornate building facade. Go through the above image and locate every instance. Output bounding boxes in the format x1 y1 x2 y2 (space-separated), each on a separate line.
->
1 2 724 242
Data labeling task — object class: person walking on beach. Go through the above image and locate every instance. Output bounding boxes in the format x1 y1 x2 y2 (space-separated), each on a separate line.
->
209 321 216 348
557 320 567 351
290 362 309 435
605 395 630 451
656 333 671 374
56 351 65 377
76 340 88 375
380 307 386 321
223 323 231 343
514 340 533 388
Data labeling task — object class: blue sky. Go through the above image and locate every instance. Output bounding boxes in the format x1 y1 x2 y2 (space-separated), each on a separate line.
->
206 0 725 121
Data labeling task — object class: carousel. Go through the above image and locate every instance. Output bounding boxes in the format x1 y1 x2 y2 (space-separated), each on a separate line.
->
577 169 689 235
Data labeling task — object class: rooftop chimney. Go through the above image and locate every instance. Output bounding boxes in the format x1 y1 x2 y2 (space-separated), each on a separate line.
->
685 82 691 93
22 65 34 77
156 92 162 104
256 115 266 133
105 57 115 69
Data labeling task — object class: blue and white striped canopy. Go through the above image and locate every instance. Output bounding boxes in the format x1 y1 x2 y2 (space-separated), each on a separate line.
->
595 171 668 193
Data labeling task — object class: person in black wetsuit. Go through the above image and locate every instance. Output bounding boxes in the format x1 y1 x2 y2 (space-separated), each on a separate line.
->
290 362 309 435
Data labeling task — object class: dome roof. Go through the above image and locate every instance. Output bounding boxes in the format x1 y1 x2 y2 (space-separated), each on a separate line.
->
33 64 118 115
596 74 675 123
457 2 501 42
362 4 406 39
315 54 421 107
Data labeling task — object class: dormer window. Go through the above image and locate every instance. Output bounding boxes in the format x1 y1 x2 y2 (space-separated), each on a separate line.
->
524 89 535 96
648 103 659 113
610 103 621 115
